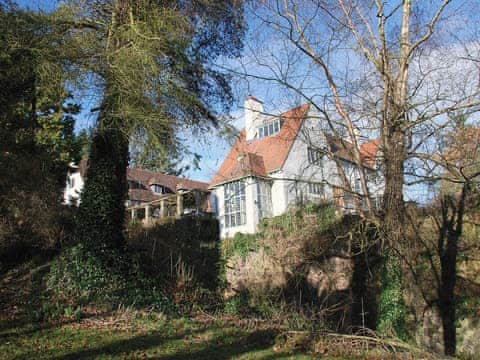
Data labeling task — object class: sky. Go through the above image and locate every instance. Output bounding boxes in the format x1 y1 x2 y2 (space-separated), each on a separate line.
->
14 0 480 199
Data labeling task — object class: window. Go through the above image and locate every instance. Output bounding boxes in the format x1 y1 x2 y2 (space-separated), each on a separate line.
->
224 180 246 227
257 119 281 138
354 178 362 193
257 181 272 219
343 191 355 210
151 184 165 194
128 180 142 189
307 147 323 165
308 182 324 196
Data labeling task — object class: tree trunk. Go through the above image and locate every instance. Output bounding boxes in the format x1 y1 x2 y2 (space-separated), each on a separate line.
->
75 115 129 250
75 0 131 251
377 126 407 338
438 184 467 356
440 235 457 357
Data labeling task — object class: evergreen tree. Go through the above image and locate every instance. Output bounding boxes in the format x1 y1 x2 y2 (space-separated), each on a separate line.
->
60 0 244 250
0 1 81 260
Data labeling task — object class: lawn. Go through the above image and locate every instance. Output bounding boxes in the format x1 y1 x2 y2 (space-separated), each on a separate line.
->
0 315 318 360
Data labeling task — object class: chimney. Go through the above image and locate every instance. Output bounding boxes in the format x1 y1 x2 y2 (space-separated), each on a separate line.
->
244 95 263 141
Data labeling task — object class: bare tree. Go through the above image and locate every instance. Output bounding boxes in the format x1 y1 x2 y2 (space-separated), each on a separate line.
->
412 122 480 355
228 0 480 347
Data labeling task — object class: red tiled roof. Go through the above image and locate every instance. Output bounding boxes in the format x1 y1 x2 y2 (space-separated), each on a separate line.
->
128 189 162 202
210 102 382 187
210 104 310 187
127 168 209 193
360 138 382 167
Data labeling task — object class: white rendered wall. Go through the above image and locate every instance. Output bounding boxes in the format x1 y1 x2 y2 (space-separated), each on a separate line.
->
269 174 289 216
244 97 264 141
278 109 332 207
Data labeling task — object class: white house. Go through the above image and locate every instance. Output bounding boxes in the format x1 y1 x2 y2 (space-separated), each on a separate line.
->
64 160 86 206
64 159 210 208
210 96 383 239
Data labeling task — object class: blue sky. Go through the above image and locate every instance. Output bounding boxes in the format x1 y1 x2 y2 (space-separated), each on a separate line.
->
15 0 480 198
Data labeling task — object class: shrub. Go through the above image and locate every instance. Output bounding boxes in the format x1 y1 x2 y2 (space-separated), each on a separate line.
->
221 232 259 260
46 243 175 315
127 216 221 290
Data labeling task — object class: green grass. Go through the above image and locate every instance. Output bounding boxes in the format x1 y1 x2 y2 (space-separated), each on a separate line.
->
0 316 316 360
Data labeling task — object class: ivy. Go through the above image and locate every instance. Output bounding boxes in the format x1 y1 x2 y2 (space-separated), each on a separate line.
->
377 250 407 340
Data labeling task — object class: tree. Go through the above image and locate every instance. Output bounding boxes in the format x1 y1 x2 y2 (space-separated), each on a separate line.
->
426 123 479 355
0 1 81 260
59 0 244 249
234 0 479 345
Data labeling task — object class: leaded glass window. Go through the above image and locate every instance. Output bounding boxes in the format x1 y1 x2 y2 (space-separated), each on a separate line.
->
224 180 246 227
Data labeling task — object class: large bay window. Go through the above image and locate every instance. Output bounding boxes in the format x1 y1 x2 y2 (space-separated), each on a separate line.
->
224 180 246 227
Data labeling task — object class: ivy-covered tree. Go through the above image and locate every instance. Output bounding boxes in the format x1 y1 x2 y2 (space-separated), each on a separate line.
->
60 0 244 250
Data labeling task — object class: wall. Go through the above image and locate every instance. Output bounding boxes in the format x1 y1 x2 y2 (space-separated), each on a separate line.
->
277 109 336 208
214 177 258 239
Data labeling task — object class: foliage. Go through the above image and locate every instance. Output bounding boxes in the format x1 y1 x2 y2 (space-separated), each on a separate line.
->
46 243 175 315
224 292 252 316
128 216 220 288
221 203 380 332
221 232 259 260
377 251 407 340
257 202 338 238
62 0 244 251
75 130 129 249
0 3 81 263
127 216 221 312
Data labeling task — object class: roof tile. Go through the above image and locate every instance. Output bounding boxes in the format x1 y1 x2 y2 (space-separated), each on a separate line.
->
210 104 310 187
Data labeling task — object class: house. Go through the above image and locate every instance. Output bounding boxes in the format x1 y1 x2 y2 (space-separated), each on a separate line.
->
209 96 383 239
64 159 210 212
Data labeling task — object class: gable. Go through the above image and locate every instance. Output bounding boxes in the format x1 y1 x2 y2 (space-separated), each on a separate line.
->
210 104 310 187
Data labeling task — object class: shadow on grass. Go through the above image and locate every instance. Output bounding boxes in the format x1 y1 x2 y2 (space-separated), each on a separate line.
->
54 327 286 360
160 329 278 360
0 317 75 340
53 326 203 360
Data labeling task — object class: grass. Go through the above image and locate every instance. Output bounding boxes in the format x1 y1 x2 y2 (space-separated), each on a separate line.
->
0 253 428 360
0 315 316 360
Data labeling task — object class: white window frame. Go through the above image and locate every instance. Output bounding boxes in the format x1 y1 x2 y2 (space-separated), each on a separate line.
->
257 119 281 139
151 184 165 194
224 180 246 228
257 180 272 219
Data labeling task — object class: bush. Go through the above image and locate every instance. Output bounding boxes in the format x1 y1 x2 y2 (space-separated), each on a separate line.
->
221 232 259 260
46 243 175 315
220 202 379 332
128 216 221 290
0 153 76 265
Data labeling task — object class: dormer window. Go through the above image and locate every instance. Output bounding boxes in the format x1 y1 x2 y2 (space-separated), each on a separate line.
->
151 184 166 194
257 119 281 138
128 180 143 189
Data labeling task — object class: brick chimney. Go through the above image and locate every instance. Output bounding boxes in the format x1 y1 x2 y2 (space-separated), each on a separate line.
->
244 95 263 141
